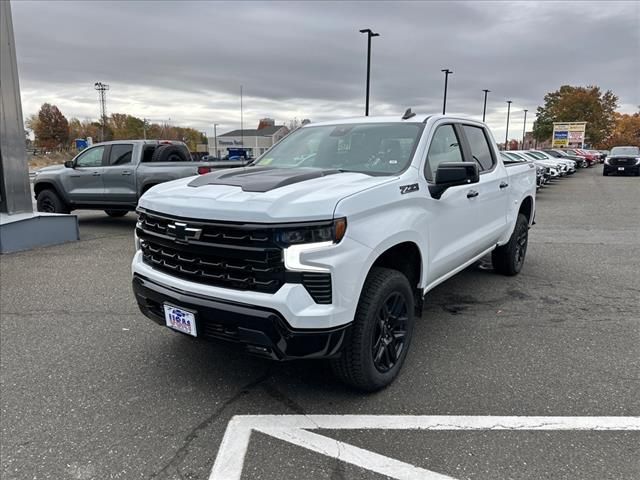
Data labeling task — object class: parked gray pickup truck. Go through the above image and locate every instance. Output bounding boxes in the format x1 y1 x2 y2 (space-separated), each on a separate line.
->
33 140 247 216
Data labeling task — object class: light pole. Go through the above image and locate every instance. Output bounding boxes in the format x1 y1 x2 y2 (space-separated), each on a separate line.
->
522 109 528 149
505 100 512 150
441 69 453 114
213 123 218 158
482 89 490 122
359 28 380 116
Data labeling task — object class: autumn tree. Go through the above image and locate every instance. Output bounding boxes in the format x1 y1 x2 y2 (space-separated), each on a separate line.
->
532 85 618 146
32 103 69 149
109 113 145 139
601 111 640 149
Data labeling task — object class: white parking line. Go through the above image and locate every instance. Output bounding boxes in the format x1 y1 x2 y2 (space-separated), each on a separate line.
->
210 415 640 480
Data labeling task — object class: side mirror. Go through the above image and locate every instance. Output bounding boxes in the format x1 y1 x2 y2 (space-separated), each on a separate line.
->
429 162 479 199
64 160 75 168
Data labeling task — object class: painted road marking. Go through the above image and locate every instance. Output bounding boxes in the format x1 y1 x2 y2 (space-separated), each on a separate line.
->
209 415 640 480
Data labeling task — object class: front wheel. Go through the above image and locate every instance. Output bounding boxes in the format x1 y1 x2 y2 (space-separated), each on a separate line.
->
36 189 70 214
104 210 128 217
331 267 415 391
492 213 529 276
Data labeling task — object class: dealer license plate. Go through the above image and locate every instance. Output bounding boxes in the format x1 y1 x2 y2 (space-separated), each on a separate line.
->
163 304 197 337
618 167 625 171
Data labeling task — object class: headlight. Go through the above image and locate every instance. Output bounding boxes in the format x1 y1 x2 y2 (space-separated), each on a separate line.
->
280 218 347 273
604 158 610 165
276 218 347 246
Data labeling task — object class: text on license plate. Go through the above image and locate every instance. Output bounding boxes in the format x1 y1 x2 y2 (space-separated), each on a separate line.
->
163 304 197 336
618 167 625 171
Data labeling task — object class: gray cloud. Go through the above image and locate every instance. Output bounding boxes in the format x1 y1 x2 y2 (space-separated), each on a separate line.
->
12 0 640 140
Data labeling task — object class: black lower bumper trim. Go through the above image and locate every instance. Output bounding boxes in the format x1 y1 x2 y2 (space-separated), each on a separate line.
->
132 274 348 360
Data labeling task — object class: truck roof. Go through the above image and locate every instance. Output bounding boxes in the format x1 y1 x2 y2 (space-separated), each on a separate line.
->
84 139 187 147
307 114 485 127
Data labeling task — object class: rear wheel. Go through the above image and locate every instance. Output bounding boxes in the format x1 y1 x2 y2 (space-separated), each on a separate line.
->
36 189 69 214
104 210 128 217
331 267 415 391
492 213 529 276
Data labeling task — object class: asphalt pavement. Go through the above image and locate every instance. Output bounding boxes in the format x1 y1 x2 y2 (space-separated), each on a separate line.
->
1 165 639 479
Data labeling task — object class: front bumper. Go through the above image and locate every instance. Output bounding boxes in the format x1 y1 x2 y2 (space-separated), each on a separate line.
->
132 274 349 360
604 164 640 175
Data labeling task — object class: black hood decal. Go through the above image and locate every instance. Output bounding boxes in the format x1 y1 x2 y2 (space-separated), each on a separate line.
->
187 167 341 192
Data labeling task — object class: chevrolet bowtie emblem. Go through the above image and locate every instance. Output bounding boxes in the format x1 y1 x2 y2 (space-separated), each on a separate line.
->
167 222 202 243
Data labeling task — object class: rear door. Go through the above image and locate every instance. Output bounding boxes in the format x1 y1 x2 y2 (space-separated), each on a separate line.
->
61 145 106 203
458 123 509 250
102 143 137 204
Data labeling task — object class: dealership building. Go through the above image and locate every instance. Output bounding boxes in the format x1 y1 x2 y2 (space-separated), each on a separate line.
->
209 124 289 158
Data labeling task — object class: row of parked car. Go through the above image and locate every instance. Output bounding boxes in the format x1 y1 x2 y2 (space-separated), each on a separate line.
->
499 146 640 188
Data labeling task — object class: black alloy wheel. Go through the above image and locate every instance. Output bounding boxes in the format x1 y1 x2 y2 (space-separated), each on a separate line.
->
372 292 409 373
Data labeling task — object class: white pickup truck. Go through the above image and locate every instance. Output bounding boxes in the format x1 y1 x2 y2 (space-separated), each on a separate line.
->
132 113 536 391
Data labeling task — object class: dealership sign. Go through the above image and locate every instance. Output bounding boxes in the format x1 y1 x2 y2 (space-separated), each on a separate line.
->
552 122 586 148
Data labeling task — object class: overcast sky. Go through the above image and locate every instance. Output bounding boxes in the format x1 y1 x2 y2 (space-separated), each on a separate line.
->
11 0 640 141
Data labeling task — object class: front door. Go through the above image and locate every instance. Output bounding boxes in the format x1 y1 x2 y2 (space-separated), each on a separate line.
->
102 143 137 205
61 145 106 203
424 123 480 281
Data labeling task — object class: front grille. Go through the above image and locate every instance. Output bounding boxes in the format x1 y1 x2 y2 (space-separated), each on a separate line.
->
137 210 333 303
140 240 284 293
137 211 285 294
609 158 637 166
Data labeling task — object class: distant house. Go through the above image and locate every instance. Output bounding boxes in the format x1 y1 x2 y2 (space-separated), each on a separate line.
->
209 124 289 158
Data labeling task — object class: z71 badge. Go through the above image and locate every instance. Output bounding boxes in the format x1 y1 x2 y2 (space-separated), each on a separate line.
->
399 183 419 194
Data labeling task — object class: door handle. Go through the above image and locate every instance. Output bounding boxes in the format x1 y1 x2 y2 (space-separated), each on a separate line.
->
92 172 101 176
499 182 509 189
121 171 132 175
467 190 479 198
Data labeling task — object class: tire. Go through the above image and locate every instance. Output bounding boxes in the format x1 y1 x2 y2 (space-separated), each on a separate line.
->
331 267 415 391
36 189 70 214
104 210 128 217
603 170 608 176
151 144 189 163
492 213 529 276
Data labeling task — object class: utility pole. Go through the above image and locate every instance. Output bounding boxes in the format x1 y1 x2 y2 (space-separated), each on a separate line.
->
143 118 147 140
505 100 512 150
441 69 453 115
94 82 109 142
213 123 218 158
522 109 528 149
359 28 380 116
482 89 490 122
240 85 243 148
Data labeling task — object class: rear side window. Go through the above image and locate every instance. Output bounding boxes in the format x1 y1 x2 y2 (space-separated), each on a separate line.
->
425 124 463 181
462 125 495 171
108 144 133 165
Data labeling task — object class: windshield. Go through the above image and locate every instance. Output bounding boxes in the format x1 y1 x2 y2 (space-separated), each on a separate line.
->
524 151 546 160
610 146 640 156
254 123 424 175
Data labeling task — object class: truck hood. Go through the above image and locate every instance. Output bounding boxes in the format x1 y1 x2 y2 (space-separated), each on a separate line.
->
139 167 396 222
35 164 66 174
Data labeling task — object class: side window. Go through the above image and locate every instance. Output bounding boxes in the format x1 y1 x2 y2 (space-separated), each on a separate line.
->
425 124 463 182
108 144 133 166
463 125 495 171
75 146 105 168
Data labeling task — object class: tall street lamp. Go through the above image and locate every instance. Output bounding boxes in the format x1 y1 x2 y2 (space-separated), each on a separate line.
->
213 123 219 158
359 28 380 116
505 100 512 150
482 89 490 122
521 109 528 149
441 69 453 114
